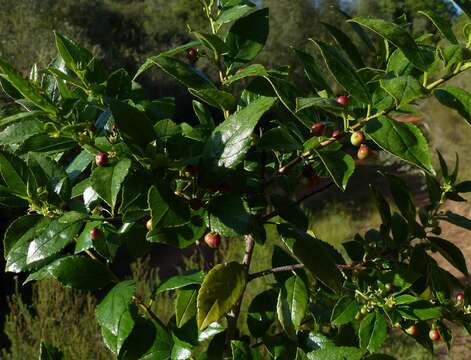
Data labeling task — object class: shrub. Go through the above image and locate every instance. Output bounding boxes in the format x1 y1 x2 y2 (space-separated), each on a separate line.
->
1 0 471 358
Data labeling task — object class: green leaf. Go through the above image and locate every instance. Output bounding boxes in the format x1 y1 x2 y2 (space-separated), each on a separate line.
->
294 50 332 94
96 281 136 355
48 255 113 290
0 150 34 197
206 194 252 237
434 86 471 127
271 194 308 231
380 76 425 107
452 0 471 19
16 134 75 155
365 116 434 173
277 224 343 292
359 312 388 353
197 262 246 330
0 57 56 114
226 8 269 63
0 110 46 129
296 97 345 115
216 2 255 25
442 211 471 231
247 289 277 338
307 346 364 360
66 150 94 181
350 17 431 71
231 340 252 360
147 183 191 232
175 288 198 328
258 127 303 152
54 32 92 76
331 296 358 326
0 119 43 145
429 237 468 275
397 301 443 320
418 11 458 44
153 271 204 296
204 96 275 169
26 213 83 265
91 158 131 209
4 215 50 273
277 275 308 339
314 149 355 191
312 40 370 104
191 32 228 59
110 101 156 153
39 341 65 360
321 22 365 69
188 87 236 111
119 317 158 360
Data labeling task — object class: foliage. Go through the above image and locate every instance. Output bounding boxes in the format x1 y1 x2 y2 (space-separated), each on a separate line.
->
1 0 471 359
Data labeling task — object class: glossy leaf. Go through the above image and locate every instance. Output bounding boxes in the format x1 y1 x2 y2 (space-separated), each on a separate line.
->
358 312 388 353
350 17 431 71
48 255 113 290
197 262 246 330
26 213 83 265
322 22 365 69
296 97 345 115
429 236 468 275
153 271 204 296
307 346 364 360
314 149 355 190
204 96 276 169
380 76 425 107
365 116 434 173
277 275 308 339
278 224 343 292
312 40 370 104
91 158 131 209
0 57 56 114
96 280 136 355
434 86 471 127
206 194 252 237
226 8 269 63
175 288 198 328
418 11 458 44
331 296 358 326
110 100 156 153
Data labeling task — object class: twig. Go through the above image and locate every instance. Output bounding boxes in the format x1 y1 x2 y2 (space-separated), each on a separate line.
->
133 296 160 323
249 264 305 281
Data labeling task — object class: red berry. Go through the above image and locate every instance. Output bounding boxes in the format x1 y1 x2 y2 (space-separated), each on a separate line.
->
429 329 440 342
186 48 198 63
95 152 108 167
204 232 221 249
384 283 394 293
310 123 325 137
190 198 203 211
357 144 370 160
405 325 418 337
146 219 153 231
90 227 101 241
456 292 465 302
350 131 365 146
332 129 342 139
336 95 349 106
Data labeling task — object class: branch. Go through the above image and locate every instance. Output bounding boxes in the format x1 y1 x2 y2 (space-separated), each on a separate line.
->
261 181 334 222
278 63 471 176
249 264 305 281
132 296 160 323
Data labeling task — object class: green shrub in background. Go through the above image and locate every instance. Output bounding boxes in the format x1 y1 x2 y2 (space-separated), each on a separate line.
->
1 257 174 359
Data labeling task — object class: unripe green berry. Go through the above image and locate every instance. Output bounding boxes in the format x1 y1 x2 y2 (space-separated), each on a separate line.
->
350 131 365 146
